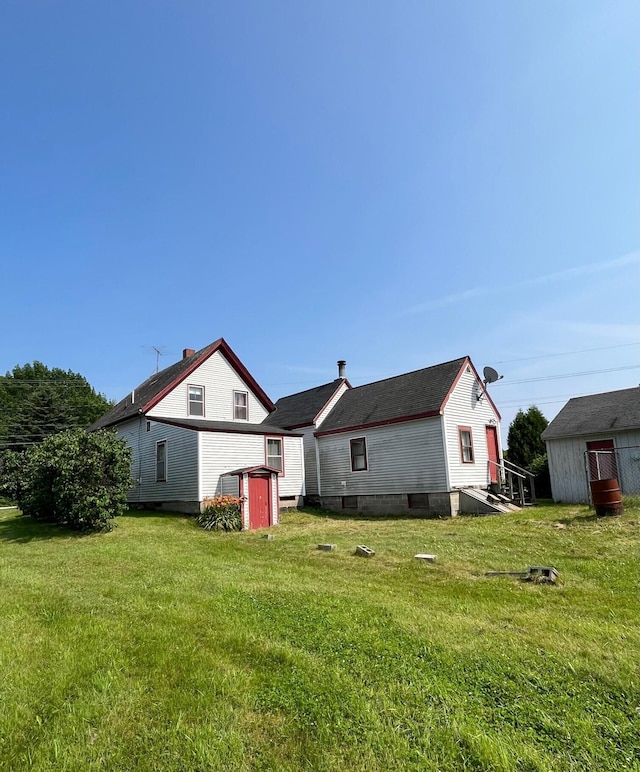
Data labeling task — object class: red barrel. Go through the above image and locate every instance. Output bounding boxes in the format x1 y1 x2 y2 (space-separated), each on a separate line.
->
590 478 624 516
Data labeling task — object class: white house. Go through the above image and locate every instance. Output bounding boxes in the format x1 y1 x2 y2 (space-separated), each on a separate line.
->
90 339 305 528
541 386 640 503
267 357 505 517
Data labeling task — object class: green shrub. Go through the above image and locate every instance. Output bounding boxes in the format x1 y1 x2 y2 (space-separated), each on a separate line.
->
16 429 132 531
197 495 242 531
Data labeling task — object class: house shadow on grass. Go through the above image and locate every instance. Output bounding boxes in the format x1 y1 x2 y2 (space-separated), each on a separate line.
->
0 512 88 543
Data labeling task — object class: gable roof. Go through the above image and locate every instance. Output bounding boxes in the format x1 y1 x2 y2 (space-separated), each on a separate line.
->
315 356 470 435
89 338 275 431
541 386 640 441
265 379 347 429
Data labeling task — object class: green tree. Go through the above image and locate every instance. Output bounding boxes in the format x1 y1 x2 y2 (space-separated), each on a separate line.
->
14 429 132 531
506 406 548 470
0 362 112 452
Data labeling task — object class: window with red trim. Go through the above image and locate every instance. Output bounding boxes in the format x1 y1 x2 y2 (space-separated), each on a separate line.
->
266 437 283 472
458 427 474 463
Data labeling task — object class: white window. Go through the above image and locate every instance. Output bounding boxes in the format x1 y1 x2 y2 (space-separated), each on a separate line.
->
266 437 283 472
156 440 167 482
188 385 204 416
234 391 248 420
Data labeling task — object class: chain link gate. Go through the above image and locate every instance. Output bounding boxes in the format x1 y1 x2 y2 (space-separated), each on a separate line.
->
585 446 640 504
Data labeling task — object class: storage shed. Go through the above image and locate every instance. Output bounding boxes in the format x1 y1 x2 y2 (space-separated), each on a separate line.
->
541 386 640 503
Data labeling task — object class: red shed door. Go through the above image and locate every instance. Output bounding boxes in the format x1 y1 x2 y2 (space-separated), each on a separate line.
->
248 475 271 529
586 439 618 481
485 425 500 483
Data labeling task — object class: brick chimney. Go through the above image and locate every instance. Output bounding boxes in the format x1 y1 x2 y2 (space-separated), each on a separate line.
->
183 348 195 359
337 360 346 379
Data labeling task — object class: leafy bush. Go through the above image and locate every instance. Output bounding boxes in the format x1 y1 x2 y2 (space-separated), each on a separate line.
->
15 429 132 531
197 495 242 531
0 450 24 504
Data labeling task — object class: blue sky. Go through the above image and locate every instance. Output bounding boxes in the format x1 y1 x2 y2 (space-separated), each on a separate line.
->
1 0 638 434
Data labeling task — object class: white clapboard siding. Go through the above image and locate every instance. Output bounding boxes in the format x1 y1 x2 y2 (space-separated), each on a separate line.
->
442 365 502 489
546 429 640 503
300 426 319 495
117 418 199 502
199 432 304 499
315 381 350 427
281 436 305 497
148 350 269 423
318 418 447 496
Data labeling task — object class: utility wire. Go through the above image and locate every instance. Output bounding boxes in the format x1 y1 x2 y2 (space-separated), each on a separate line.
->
491 363 640 386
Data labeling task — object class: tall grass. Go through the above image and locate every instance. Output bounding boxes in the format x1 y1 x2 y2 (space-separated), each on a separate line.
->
0 502 638 770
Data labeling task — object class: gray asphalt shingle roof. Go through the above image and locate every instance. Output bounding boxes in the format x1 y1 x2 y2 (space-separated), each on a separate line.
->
541 386 640 440
265 379 345 429
317 357 468 433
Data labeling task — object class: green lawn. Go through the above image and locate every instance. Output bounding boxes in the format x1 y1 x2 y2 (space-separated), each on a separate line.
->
0 503 638 771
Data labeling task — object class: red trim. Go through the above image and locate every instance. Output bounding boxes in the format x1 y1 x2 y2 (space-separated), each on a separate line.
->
315 410 440 437
264 435 285 476
440 357 501 420
142 338 276 414
226 465 279 476
458 426 475 464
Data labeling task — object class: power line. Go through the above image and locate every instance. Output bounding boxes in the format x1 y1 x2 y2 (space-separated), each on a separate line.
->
493 341 639 364
491 364 640 386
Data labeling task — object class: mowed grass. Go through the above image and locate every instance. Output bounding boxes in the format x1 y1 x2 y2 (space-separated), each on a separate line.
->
0 503 638 771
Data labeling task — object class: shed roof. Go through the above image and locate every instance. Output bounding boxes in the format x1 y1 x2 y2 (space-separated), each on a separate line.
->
316 356 469 435
541 386 640 440
265 379 346 429
89 338 275 431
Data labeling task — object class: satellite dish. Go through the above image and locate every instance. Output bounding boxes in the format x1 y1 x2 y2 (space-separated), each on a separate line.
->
483 366 501 385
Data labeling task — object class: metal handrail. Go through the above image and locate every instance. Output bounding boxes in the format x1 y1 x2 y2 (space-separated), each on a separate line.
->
487 459 536 505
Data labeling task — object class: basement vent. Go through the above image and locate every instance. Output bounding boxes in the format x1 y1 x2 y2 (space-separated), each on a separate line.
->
342 496 358 509
408 493 428 509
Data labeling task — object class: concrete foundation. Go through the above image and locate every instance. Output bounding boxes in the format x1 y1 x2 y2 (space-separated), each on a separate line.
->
319 491 459 517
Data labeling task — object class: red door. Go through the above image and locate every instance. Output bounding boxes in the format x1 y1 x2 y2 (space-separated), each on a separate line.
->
485 425 500 484
586 439 618 481
248 475 271 529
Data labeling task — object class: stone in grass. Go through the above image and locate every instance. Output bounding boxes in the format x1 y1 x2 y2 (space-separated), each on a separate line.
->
355 544 375 558
414 553 437 563
317 543 336 551
262 533 275 540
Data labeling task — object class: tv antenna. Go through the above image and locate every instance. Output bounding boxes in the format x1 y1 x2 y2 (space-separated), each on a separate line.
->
477 366 503 400
142 345 167 373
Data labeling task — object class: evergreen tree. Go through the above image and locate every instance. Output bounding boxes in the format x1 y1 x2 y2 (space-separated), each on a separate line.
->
0 362 112 452
506 406 548 469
